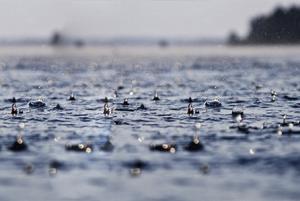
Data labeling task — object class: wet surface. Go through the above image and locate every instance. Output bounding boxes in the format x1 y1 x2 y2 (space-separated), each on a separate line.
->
0 47 300 201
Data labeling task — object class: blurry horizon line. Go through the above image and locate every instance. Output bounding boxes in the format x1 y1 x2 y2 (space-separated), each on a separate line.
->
0 35 225 46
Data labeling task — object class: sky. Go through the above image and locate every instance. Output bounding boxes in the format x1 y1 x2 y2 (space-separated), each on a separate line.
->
0 0 298 39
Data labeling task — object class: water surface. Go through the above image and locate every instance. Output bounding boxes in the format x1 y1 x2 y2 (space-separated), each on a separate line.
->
0 45 300 201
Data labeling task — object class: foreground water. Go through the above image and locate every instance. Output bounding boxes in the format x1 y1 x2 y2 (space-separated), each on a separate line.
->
0 46 300 201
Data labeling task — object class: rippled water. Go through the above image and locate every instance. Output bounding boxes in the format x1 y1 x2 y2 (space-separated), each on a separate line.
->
0 46 300 201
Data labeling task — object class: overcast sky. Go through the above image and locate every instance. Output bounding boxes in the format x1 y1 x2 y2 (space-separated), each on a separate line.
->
0 0 298 39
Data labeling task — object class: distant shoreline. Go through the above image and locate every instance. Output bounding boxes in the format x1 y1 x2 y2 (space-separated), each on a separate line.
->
0 45 299 58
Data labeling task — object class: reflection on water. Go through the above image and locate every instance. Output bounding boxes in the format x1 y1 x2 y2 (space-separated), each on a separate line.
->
0 46 300 201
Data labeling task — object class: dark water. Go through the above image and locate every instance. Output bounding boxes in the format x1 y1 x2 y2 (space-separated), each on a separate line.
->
0 46 300 201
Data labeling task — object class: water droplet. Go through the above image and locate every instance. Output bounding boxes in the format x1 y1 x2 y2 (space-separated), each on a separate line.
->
18 123 25 129
195 123 202 129
249 148 255 155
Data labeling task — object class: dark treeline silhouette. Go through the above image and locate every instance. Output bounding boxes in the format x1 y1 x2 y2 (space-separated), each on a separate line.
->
228 5 300 45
